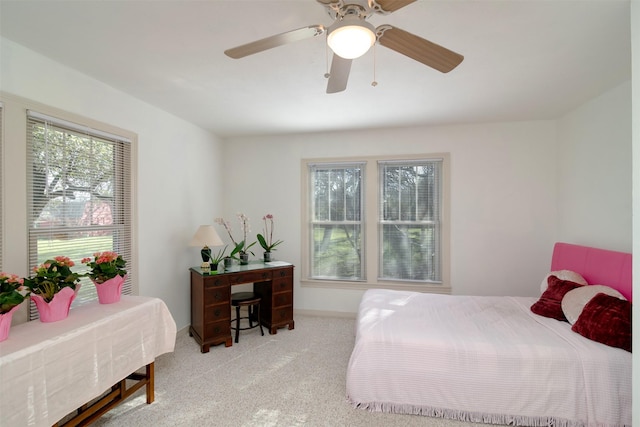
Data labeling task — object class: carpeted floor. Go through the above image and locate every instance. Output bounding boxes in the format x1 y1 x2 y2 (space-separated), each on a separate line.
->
93 315 491 427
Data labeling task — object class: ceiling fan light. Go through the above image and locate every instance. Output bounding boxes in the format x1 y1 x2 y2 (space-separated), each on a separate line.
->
327 19 376 59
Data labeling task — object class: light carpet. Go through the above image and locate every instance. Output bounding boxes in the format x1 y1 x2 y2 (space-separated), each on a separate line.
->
93 315 495 427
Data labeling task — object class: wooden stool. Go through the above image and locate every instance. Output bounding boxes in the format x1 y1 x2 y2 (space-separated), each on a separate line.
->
230 292 264 343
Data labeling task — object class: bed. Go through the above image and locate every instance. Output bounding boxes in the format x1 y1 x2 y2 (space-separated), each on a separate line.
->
346 242 632 427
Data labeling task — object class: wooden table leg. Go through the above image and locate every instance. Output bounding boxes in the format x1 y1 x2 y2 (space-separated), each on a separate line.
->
146 362 155 404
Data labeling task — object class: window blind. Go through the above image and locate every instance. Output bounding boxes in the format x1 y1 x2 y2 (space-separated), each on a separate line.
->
26 110 133 319
378 159 442 282
308 162 365 280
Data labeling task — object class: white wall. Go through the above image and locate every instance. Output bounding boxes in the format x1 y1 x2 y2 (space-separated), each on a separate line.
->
224 78 632 316
223 121 559 314
557 81 632 253
1 35 633 325
0 37 223 328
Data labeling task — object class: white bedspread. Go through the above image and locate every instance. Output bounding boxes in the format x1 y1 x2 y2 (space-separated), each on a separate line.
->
346 289 631 427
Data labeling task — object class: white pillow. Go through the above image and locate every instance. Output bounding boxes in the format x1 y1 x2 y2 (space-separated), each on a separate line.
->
540 270 587 293
561 284 627 325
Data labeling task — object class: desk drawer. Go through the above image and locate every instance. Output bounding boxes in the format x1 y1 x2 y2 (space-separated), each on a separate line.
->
204 286 230 305
204 276 229 287
204 305 230 323
229 270 272 284
273 306 293 323
204 320 230 339
272 277 293 293
272 267 293 279
273 292 293 308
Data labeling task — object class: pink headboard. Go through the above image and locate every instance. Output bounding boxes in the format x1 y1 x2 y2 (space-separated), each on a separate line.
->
550 242 632 301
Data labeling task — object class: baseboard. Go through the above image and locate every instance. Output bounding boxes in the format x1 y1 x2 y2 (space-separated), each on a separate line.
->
293 309 357 319
177 309 357 336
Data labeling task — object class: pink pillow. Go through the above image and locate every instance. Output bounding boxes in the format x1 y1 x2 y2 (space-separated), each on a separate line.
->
530 275 583 321
571 293 631 352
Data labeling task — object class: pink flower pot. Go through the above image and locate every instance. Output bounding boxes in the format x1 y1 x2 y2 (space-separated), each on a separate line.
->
0 305 20 342
31 285 79 323
93 275 126 304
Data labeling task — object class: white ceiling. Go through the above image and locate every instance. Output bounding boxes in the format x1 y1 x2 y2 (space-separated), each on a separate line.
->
0 0 631 137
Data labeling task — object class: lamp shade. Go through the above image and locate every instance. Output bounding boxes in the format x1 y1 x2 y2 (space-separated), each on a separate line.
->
327 17 376 59
190 225 224 248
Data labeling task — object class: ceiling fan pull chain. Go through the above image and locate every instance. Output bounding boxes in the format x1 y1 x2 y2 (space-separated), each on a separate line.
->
324 33 331 79
371 42 378 87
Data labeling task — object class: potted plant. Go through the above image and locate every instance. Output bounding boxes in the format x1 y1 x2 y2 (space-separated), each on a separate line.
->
0 272 29 341
215 213 257 265
24 256 81 322
257 213 284 262
208 246 228 271
81 251 127 304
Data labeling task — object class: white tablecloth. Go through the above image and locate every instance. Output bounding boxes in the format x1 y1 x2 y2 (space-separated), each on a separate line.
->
0 296 177 426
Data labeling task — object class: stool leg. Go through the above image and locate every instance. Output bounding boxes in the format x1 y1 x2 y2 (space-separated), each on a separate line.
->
257 303 264 336
235 305 241 343
248 305 253 328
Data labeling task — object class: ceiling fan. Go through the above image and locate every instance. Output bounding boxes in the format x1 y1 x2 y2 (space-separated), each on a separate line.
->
224 0 464 94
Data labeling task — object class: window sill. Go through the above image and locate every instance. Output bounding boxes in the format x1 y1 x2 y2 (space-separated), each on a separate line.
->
300 279 451 295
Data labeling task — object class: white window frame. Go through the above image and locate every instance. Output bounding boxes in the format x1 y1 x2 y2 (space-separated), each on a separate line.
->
306 161 366 281
301 153 450 293
26 109 137 319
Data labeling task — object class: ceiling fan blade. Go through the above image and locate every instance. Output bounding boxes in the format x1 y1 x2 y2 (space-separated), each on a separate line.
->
326 54 352 94
374 0 417 13
224 25 325 59
377 26 463 73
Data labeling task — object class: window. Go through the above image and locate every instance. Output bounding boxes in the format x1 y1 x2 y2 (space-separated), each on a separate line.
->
308 162 365 281
26 110 134 318
303 154 450 293
379 160 441 282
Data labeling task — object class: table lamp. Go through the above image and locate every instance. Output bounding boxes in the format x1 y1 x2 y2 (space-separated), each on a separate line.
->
190 225 224 272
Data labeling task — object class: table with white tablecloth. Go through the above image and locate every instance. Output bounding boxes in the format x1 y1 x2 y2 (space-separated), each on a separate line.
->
0 296 177 426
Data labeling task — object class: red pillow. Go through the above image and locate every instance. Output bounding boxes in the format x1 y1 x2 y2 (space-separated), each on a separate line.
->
530 275 583 321
571 292 632 352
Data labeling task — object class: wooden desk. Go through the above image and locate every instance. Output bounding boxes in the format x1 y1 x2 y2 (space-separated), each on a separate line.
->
189 261 294 352
0 296 176 427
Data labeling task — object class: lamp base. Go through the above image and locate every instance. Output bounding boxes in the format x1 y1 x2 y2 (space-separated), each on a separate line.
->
201 246 212 263
201 261 211 273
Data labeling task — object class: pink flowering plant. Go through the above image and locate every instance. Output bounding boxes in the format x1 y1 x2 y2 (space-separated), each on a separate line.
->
257 214 283 252
215 213 257 258
0 272 28 314
24 256 81 302
81 251 127 284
